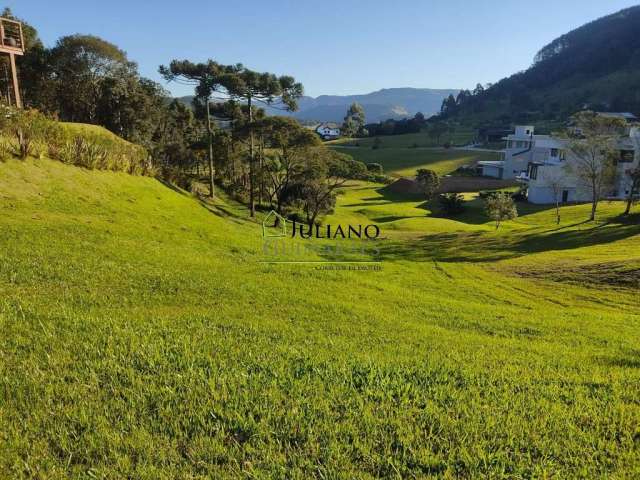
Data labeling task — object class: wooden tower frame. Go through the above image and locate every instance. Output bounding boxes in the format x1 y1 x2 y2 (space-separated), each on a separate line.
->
0 17 24 108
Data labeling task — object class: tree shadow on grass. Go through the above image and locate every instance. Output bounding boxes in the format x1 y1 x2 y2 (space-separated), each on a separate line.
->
376 217 640 263
156 178 190 196
371 215 426 224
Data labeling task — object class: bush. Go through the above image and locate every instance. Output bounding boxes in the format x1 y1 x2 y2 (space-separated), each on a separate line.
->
416 168 441 200
0 106 54 159
366 163 383 174
512 188 528 202
372 137 382 150
439 193 466 216
0 104 152 175
484 192 518 229
479 189 503 199
366 174 393 184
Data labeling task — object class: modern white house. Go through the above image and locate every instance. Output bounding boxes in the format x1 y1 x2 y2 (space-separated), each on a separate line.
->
315 123 341 140
479 115 640 204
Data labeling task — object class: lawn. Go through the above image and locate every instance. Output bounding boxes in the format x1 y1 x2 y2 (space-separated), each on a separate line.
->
328 128 476 149
1 157 640 478
330 146 501 178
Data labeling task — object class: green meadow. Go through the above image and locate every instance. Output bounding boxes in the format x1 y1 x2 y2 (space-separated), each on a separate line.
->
329 146 500 178
328 128 476 149
2 141 640 477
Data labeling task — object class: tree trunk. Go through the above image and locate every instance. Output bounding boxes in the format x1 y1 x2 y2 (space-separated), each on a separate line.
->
248 95 255 217
589 180 597 221
259 137 265 207
206 97 215 198
624 179 638 215
555 201 560 225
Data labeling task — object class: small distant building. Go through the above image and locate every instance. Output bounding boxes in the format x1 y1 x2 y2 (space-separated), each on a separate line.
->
316 123 341 140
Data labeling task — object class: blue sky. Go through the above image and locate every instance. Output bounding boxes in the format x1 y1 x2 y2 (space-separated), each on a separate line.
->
7 0 640 98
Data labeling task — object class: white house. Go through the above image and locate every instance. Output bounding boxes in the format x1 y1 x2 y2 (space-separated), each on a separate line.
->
316 123 341 140
479 116 640 204
479 125 538 180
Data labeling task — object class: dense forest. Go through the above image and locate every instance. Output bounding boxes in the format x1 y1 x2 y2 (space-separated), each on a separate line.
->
436 5 640 126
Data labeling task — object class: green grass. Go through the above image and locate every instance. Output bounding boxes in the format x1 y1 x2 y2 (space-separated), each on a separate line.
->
330 146 500 178
1 157 640 478
329 128 476 149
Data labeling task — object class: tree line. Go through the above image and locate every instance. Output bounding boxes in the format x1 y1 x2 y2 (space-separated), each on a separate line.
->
7 7 371 224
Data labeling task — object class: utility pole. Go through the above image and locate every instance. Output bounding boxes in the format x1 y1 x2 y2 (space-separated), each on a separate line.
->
9 52 21 108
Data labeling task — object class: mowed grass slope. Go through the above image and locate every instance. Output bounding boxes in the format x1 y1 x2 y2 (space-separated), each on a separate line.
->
328 128 476 149
329 146 501 178
1 158 640 478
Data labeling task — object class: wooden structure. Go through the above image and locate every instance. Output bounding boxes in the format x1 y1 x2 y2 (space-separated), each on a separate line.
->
0 17 24 108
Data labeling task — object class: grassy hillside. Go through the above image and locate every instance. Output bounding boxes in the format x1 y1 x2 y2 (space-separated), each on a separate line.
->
1 158 640 478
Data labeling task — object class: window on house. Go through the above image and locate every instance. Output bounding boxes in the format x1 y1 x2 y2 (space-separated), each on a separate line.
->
620 150 635 163
528 164 538 180
551 148 559 157
559 150 566 161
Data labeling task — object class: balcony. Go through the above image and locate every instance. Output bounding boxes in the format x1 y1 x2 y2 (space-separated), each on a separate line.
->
0 18 24 55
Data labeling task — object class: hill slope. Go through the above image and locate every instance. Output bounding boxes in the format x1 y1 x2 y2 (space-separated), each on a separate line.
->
444 5 640 124
1 158 640 477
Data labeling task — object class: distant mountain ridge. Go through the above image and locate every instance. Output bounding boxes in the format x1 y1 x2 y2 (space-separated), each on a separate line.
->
176 87 459 123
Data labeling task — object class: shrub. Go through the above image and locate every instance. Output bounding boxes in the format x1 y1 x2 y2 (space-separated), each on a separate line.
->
439 193 466 216
372 137 382 150
366 173 393 184
484 192 518 229
0 106 54 159
366 163 383 174
479 189 503 199
416 168 440 200
0 104 152 175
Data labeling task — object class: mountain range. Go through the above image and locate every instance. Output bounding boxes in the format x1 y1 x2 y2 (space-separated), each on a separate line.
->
282 88 460 123
177 87 459 124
